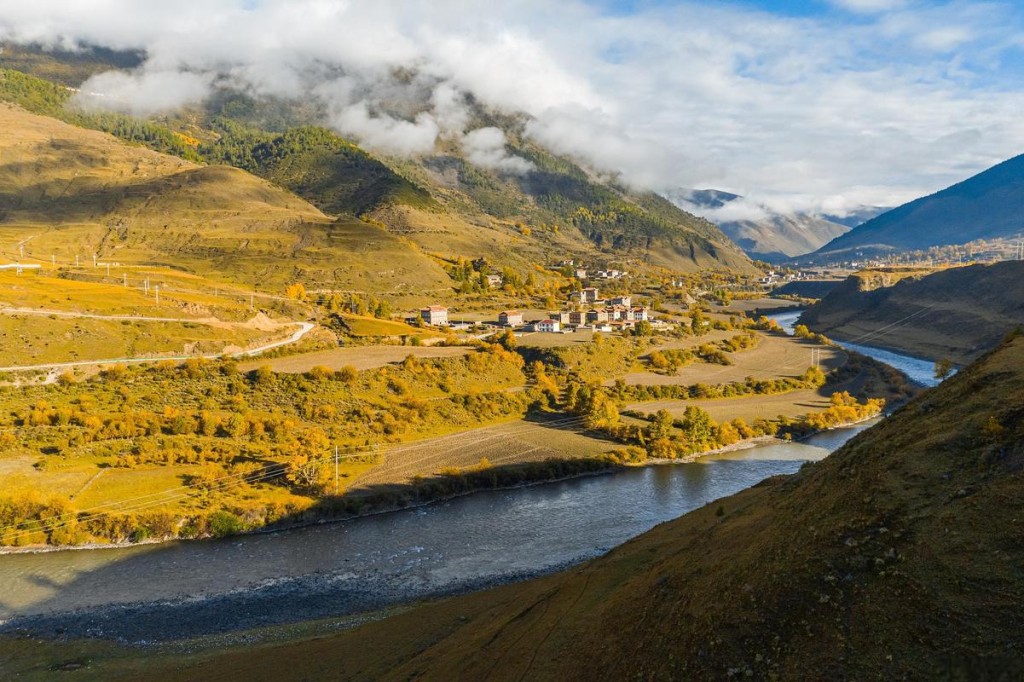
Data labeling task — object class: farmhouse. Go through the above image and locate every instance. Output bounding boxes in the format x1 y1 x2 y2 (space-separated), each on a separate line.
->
631 306 650 321
498 310 524 327
548 311 572 325
420 305 448 326
609 295 631 307
486 274 503 288
535 319 561 333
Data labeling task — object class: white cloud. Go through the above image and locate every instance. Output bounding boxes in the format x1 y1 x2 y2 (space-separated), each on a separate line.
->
461 127 534 174
329 102 440 156
75 69 214 116
829 0 908 14
2 0 1024 211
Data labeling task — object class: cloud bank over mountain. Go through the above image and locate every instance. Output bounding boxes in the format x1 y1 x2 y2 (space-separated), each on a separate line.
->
3 0 1024 214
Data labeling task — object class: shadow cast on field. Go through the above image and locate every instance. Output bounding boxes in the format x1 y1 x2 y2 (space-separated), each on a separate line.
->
0 457 621 644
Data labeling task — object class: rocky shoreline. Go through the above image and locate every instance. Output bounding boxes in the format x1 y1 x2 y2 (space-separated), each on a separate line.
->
0 555 588 644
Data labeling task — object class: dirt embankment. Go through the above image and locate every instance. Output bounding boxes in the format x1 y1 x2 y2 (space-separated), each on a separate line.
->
800 261 1024 364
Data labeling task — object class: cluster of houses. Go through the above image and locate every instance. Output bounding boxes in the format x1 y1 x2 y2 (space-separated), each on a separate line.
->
551 260 628 282
418 287 653 334
758 270 822 287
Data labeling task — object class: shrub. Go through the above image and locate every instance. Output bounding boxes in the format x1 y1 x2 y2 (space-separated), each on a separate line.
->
208 510 245 538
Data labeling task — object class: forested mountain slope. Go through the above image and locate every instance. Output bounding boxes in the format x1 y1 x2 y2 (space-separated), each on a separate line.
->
815 153 1024 257
0 103 451 292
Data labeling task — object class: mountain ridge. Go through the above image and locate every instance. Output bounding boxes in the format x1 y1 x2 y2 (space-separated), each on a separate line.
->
667 188 851 261
799 261 1024 364
0 62 755 279
813 153 1024 258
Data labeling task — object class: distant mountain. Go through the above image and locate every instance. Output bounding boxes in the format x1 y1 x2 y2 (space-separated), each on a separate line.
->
814 153 1024 258
667 188 851 262
821 206 890 228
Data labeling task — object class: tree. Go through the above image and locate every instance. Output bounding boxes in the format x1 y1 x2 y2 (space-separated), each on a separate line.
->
285 282 307 300
648 409 674 440
680 406 716 450
286 452 330 492
632 319 653 337
793 324 813 339
582 389 620 430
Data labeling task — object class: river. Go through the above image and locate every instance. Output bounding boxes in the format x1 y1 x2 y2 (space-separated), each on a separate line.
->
768 309 940 387
0 427 872 639
0 310 934 640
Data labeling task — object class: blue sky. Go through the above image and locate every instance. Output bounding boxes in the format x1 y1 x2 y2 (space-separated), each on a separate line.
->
2 0 1023 213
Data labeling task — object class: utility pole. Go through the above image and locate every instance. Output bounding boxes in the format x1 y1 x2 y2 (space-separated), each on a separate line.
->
334 445 339 495
19 244 24 259
51 255 55 268
123 272 127 287
154 285 159 305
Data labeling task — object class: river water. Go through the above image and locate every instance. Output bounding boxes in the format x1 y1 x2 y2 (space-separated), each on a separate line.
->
0 309 933 637
768 310 940 387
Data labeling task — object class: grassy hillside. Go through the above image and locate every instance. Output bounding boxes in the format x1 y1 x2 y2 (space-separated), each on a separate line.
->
0 103 451 293
799 262 1024 364
815 152 1024 257
149 331 1024 681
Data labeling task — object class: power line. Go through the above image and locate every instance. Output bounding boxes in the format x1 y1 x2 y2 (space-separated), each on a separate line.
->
0 413 592 544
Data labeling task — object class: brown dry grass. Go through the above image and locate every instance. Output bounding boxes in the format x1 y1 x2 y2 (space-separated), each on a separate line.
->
350 416 613 488
614 331 843 387
238 345 474 373
629 389 833 423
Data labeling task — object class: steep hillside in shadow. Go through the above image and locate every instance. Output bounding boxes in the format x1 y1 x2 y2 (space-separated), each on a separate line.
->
153 334 1024 680
800 262 1024 364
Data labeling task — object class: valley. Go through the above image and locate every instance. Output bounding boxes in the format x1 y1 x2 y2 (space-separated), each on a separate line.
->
1 18 1023 680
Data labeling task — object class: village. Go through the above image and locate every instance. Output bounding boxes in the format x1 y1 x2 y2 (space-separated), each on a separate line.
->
416 285 662 335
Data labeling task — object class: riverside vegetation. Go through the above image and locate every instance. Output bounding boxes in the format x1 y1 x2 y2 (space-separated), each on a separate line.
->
0 314 899 548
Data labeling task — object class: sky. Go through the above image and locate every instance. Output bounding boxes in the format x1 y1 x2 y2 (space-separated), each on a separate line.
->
2 0 1023 217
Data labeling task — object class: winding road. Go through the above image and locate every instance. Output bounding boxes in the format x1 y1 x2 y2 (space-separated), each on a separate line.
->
0 306 315 374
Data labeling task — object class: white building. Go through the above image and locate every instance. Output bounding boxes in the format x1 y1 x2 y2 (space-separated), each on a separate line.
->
498 310 524 327
536 319 561 333
420 305 448 326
